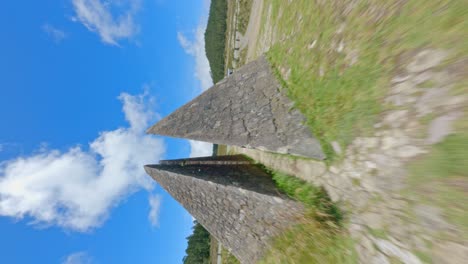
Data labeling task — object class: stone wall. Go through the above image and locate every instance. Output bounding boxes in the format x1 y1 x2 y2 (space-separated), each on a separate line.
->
144 155 304 264
147 56 325 159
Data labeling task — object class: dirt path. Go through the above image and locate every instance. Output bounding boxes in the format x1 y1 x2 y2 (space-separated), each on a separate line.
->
244 0 264 62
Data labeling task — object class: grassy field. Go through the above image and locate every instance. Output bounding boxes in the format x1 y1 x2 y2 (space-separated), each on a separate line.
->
258 0 468 161
214 0 468 263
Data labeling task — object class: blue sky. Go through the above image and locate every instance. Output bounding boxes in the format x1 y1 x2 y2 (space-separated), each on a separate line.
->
0 0 213 263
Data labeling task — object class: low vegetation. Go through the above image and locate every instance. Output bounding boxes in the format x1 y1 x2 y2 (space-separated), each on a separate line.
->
259 170 356 263
272 172 342 225
205 0 228 83
221 248 240 264
236 0 253 34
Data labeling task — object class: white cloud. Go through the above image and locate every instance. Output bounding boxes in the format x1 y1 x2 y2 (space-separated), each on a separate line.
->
177 28 213 91
189 140 212 157
42 24 67 43
71 0 141 45
178 1 214 157
0 92 165 232
62 251 94 264
148 194 161 227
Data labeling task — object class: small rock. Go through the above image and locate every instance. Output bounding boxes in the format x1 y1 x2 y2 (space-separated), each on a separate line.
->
385 94 406 106
361 212 384 229
405 120 421 136
279 67 291 80
348 170 362 179
372 238 422 264
426 112 462 144
349 226 364 240
369 153 400 168
327 186 341 202
412 71 433 85
433 242 468 264
444 95 467 110
361 178 377 193
362 137 379 149
345 49 359 66
432 70 451 86
319 66 325 76
388 236 410 250
407 49 448 73
391 129 409 142
361 235 376 254
391 81 418 95
337 40 345 53
382 136 399 150
386 199 408 211
365 161 377 170
414 204 452 231
295 159 327 178
410 236 428 252
330 166 341 174
331 141 342 155
395 145 425 158
341 159 355 172
307 40 317 49
383 110 408 126
336 23 346 34
421 87 450 103
416 87 450 116
370 252 390 264
391 74 412 83
357 236 378 262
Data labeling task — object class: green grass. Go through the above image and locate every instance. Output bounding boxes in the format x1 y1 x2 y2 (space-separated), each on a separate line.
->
221 248 240 264
237 0 253 34
260 221 357 264
272 171 343 225
414 250 433 264
258 171 356 263
407 133 468 237
409 134 468 180
257 0 468 161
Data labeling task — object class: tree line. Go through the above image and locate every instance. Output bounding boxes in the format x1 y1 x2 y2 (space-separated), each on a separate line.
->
205 0 228 84
182 221 211 264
